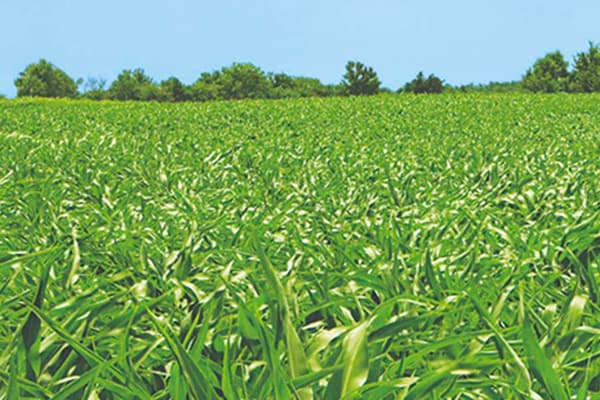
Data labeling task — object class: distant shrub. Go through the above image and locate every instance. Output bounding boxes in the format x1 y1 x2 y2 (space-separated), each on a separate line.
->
454 81 524 93
15 59 78 98
190 84 220 102
522 51 569 93
218 63 273 100
190 64 272 101
570 42 600 92
270 73 339 98
342 61 381 95
190 72 224 101
109 69 162 101
401 72 444 94
160 77 191 102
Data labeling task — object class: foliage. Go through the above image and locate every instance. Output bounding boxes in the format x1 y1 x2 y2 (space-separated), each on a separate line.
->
189 63 271 101
342 61 381 95
570 42 600 92
1 95 600 398
12 42 600 103
189 72 222 101
108 69 163 101
14 59 78 98
402 72 445 93
218 63 273 100
189 64 273 101
160 77 191 102
522 51 570 93
454 81 524 93
271 73 340 98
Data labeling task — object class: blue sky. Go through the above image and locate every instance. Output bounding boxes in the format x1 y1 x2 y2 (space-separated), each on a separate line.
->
1 0 599 97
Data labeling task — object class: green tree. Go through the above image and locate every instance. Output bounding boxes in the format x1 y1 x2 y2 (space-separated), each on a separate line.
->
109 69 162 101
570 42 600 92
160 77 190 102
402 72 444 94
190 71 223 101
270 73 337 98
190 64 272 101
292 77 338 97
271 73 295 91
14 59 78 98
453 81 524 93
342 61 381 95
218 63 272 99
522 51 569 92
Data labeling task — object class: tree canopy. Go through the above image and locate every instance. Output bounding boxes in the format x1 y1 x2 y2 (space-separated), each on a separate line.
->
9 42 600 101
190 64 271 101
108 69 163 101
342 61 381 95
522 51 569 93
15 59 78 98
570 42 600 92
160 77 190 102
217 63 272 99
271 73 339 98
402 72 444 94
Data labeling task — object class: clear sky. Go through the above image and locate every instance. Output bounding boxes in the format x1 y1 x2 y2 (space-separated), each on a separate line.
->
1 0 599 97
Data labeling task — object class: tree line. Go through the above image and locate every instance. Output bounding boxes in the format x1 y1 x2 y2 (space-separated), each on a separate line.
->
450 42 600 93
11 60 442 101
520 42 600 93
7 42 600 101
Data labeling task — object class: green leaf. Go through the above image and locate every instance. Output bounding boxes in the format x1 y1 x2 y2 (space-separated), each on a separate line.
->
468 291 532 392
52 367 101 400
145 306 217 400
284 315 312 400
167 362 189 400
221 322 238 400
325 321 369 400
26 302 151 400
423 249 442 300
21 263 50 381
7 354 19 400
291 364 344 388
253 238 312 398
405 366 454 400
64 228 81 289
521 317 568 400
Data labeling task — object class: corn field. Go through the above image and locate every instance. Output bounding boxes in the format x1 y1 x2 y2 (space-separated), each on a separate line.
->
1 94 600 399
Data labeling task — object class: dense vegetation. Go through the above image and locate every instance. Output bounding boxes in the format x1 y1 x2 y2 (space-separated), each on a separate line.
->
400 72 444 94
14 60 79 99
1 94 599 399
7 41 597 101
